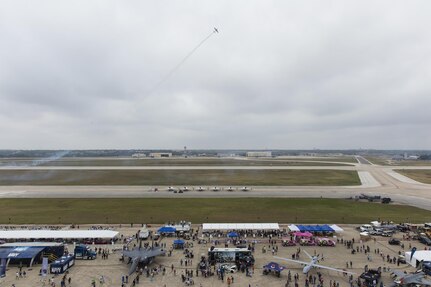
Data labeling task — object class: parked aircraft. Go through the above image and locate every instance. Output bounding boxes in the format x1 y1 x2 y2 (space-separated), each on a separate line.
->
197 186 205 191
241 187 250 191
391 270 431 286
212 186 220 191
123 247 166 275
275 250 356 274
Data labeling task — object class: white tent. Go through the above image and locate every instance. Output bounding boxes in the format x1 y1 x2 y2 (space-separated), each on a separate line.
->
288 225 300 232
405 250 431 267
202 223 279 231
329 224 344 233
0 230 119 240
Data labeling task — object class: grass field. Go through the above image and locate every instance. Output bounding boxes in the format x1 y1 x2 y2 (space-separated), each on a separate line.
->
0 158 353 166
0 198 429 224
396 169 431 184
0 169 360 186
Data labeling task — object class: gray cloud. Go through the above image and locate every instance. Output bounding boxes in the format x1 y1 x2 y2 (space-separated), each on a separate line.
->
0 0 430 149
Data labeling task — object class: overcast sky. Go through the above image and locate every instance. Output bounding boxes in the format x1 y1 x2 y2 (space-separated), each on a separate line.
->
0 1 430 149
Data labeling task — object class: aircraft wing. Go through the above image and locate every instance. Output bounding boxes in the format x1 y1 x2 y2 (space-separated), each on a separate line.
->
303 250 313 259
408 274 431 286
128 256 140 275
274 256 311 266
311 263 356 274
391 270 407 278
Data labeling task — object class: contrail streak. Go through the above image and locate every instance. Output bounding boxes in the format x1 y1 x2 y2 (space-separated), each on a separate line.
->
148 29 218 94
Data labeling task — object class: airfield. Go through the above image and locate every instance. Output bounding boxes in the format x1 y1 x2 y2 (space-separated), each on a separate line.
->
0 156 431 212
0 155 431 286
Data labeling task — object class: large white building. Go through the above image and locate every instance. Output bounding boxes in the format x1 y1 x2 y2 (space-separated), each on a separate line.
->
246 151 272 157
149 152 172 158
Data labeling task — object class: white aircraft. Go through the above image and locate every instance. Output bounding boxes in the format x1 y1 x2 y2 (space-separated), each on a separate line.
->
212 186 220 191
181 187 189 191
275 250 356 274
197 186 205 191
227 187 234 191
241 187 249 191
167 186 176 192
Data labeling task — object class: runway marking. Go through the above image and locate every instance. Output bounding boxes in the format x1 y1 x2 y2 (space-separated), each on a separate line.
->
357 171 381 187
386 171 424 185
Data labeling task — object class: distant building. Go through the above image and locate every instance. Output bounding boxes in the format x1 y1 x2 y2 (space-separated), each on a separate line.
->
131 153 146 158
246 151 272 157
149 152 172 158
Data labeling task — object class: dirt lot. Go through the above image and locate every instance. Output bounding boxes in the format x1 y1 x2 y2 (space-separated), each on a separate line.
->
0 224 420 287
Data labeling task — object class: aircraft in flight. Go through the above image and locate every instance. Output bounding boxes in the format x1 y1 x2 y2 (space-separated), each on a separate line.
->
275 250 356 274
214 27 218 33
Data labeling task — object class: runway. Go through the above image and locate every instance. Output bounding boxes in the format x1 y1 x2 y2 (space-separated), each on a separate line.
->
0 157 430 211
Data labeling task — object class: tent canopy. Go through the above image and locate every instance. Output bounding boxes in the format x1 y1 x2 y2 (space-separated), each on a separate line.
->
158 226 176 233
295 225 334 233
0 230 118 240
263 262 285 272
202 223 279 231
0 247 45 259
293 232 313 237
288 225 300 232
329 224 344 233
227 232 239 238
173 239 185 245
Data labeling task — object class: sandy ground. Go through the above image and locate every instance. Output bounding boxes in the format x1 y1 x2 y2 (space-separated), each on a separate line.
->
0 224 421 287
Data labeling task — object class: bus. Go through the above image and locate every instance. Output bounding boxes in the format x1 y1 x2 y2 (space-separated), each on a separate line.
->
208 247 252 264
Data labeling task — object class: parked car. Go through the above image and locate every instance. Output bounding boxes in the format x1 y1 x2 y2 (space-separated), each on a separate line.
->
220 264 237 273
419 236 431 246
381 231 393 237
389 238 400 245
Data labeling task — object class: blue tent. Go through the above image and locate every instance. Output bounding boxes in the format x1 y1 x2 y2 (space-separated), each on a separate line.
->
297 225 334 233
158 226 176 233
227 232 239 238
263 262 285 272
173 239 185 245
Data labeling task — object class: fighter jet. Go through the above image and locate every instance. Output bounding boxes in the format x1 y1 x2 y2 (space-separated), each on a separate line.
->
214 27 218 33
275 250 356 274
390 270 431 286
123 247 166 275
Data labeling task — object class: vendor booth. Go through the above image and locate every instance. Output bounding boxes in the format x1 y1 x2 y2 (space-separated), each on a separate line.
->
50 254 75 274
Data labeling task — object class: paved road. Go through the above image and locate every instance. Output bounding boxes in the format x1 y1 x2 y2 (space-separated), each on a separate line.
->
0 160 431 211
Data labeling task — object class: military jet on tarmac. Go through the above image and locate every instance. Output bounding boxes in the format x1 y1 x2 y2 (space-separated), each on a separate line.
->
275 250 356 274
390 270 431 286
123 247 166 275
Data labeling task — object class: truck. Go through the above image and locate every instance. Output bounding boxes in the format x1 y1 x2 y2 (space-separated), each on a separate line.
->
74 244 97 260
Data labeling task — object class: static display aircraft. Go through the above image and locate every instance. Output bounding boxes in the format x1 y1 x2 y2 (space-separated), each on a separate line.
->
197 186 205 191
212 186 220 191
390 270 431 286
123 247 166 275
275 250 356 274
227 187 234 191
241 187 250 191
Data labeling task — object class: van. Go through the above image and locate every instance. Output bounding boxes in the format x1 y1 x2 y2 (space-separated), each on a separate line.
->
419 236 431 246
360 224 374 232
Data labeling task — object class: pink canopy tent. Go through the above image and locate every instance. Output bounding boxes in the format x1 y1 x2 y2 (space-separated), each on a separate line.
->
293 231 313 237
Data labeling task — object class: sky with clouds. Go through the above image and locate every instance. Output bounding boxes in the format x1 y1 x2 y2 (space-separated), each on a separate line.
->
0 1 430 149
